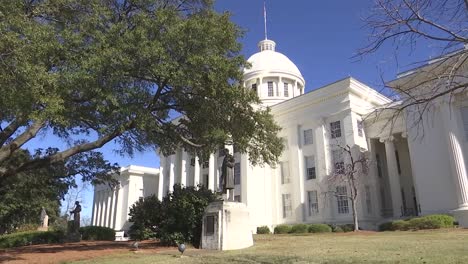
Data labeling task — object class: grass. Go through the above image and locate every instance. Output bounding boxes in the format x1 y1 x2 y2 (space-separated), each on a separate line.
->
71 229 468 264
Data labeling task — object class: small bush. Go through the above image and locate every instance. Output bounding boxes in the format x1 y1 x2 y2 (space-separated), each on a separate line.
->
290 224 309 234
0 230 64 248
333 226 344 233
308 224 332 233
79 226 115 241
340 224 355 232
392 220 409 231
274 225 291 234
257 226 271 234
422 215 454 228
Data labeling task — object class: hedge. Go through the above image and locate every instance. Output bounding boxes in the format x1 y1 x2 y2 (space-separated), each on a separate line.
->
0 230 64 248
79 226 115 241
290 224 309 234
379 214 455 231
308 224 332 233
257 226 271 234
274 225 291 234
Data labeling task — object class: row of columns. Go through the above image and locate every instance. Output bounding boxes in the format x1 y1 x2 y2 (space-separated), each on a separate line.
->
91 187 119 229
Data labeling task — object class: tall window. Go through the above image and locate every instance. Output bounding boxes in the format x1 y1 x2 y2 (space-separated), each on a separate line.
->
357 120 363 137
234 162 241 185
267 81 274 97
282 193 292 218
308 191 319 216
303 129 313 145
365 185 372 214
395 150 402 174
284 83 289 97
280 161 291 184
336 186 349 214
376 154 382 178
251 83 257 93
461 107 468 140
305 156 316 180
332 150 345 174
330 121 342 138
203 174 209 188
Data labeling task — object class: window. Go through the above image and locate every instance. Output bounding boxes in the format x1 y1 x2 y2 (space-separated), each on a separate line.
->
308 191 319 216
190 157 196 166
461 107 468 140
284 83 289 97
357 120 363 137
305 156 316 180
282 137 289 150
234 195 241 202
365 185 372 214
395 150 402 174
251 83 257 93
330 121 342 138
203 174 209 188
376 154 382 178
234 162 241 185
303 129 313 145
280 161 291 184
336 186 349 214
332 150 344 174
268 81 274 97
282 193 292 218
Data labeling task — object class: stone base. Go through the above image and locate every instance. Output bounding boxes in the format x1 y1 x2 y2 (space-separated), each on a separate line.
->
201 201 253 251
452 207 468 228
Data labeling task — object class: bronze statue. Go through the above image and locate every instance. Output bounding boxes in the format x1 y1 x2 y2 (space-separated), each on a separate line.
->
221 148 235 200
70 201 81 232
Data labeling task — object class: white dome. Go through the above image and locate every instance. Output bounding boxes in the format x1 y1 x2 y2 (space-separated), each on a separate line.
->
243 40 303 80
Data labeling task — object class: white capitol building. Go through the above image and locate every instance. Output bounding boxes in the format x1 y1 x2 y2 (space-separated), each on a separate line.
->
91 36 468 234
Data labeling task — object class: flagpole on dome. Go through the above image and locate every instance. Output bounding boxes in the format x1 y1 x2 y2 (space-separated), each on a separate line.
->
263 1 268 40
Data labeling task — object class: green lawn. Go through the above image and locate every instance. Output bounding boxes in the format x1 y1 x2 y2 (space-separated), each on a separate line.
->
71 229 468 264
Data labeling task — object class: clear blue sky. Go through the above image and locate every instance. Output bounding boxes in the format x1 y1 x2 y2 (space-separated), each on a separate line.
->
28 0 438 222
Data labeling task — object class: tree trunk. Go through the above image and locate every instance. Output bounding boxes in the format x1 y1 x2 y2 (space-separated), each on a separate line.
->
352 197 359 231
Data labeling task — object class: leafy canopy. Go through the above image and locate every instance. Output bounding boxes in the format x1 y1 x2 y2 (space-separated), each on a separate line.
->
0 0 283 181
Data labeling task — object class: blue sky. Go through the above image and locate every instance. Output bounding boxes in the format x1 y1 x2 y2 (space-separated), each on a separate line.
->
27 1 439 222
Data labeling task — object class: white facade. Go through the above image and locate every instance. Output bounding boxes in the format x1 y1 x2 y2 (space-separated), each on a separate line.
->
92 38 468 232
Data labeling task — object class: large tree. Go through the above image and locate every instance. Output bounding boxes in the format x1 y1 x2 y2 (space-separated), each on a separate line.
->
0 1 283 182
360 0 467 132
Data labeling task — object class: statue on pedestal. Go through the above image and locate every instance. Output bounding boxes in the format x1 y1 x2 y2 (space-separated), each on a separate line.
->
38 207 49 231
70 201 81 233
221 148 235 201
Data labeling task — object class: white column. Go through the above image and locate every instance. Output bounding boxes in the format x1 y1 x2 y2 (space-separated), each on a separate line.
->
442 103 468 226
109 189 117 229
91 192 96 226
96 191 103 226
194 156 200 186
113 186 122 230
208 153 215 191
105 190 112 227
158 156 165 200
99 191 106 226
384 138 402 218
169 154 175 193
181 151 188 186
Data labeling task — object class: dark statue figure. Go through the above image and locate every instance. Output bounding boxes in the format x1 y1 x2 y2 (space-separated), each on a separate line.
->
70 201 81 232
221 148 235 200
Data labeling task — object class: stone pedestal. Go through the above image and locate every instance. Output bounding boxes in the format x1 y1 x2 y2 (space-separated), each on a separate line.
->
453 208 468 228
201 201 253 250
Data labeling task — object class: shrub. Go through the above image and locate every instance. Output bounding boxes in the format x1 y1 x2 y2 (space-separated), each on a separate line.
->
274 225 292 234
339 224 355 232
79 226 115 241
0 230 64 248
128 184 218 248
257 226 271 234
333 226 344 233
290 224 309 234
308 224 332 233
15 224 40 233
422 215 454 228
392 220 409 231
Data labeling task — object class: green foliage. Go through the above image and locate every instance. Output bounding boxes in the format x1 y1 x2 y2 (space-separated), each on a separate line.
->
256 226 271 234
379 215 455 231
79 226 115 241
289 224 309 234
0 0 283 184
128 184 218 247
0 230 64 248
273 225 292 234
308 224 332 233
332 226 344 233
